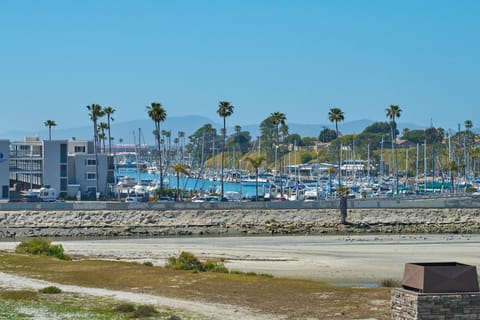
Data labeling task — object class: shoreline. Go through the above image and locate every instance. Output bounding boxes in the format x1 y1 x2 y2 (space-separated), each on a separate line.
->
1 207 480 238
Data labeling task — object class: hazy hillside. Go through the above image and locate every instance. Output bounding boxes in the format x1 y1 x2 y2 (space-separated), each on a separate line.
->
1 115 428 144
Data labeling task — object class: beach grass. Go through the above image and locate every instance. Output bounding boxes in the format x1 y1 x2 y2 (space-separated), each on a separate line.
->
0 289 131 320
0 250 391 319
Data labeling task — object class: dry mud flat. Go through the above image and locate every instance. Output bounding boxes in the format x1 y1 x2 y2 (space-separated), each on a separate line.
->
1 234 478 283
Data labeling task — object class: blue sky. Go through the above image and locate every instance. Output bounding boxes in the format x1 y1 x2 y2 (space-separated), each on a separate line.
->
1 0 479 134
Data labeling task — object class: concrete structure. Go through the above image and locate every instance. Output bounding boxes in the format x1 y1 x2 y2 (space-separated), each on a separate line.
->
67 140 114 199
8 137 113 200
392 288 480 319
9 137 68 195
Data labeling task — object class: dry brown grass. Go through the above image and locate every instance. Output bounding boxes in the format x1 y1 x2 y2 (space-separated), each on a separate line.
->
0 251 391 319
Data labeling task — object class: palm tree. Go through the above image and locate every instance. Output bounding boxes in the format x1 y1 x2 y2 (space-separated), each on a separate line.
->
103 106 115 154
98 132 107 153
146 102 167 194
465 120 473 132
386 105 402 194
86 104 105 198
174 137 180 161
246 155 265 201
270 112 287 195
44 120 57 140
328 107 345 186
162 130 172 165
270 112 287 146
98 122 109 153
170 163 190 201
217 101 235 198
178 131 186 163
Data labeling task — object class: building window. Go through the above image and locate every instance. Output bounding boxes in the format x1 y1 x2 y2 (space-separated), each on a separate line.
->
86 173 96 180
60 144 67 163
86 159 96 166
74 146 86 153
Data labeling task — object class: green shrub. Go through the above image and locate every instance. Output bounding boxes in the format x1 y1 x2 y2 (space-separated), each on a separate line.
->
47 244 70 260
167 316 182 320
113 303 136 313
166 251 205 272
381 278 401 288
203 260 228 273
132 305 158 318
39 286 62 294
15 238 71 261
142 261 153 267
259 273 274 278
166 251 231 273
229 270 273 278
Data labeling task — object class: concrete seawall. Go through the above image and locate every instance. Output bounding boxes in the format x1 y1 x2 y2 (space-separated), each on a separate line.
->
1 201 480 238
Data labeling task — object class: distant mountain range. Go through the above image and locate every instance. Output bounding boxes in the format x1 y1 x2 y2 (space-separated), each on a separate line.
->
0 115 438 144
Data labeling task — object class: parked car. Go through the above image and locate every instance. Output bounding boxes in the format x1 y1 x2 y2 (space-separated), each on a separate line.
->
124 196 139 203
158 196 175 202
20 195 42 202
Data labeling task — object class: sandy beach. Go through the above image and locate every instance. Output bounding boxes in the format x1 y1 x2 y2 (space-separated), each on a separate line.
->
1 234 478 283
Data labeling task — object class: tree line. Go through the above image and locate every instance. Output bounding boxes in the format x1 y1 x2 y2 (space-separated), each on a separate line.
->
42 102 479 196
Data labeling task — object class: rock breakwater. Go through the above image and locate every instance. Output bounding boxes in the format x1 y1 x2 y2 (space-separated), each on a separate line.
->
1 208 480 238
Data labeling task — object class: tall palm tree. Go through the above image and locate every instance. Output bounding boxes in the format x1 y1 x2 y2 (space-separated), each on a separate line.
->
178 131 186 164
270 112 287 195
44 120 57 140
174 137 180 161
98 132 107 153
465 120 473 132
86 104 105 198
170 163 190 201
163 130 172 165
146 102 167 193
103 106 115 154
386 104 402 194
217 101 235 198
328 107 345 186
98 122 109 153
246 155 265 201
270 112 287 147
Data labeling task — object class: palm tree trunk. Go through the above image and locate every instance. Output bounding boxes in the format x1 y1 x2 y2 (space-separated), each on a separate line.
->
93 119 100 198
176 172 180 201
221 117 225 198
107 118 112 154
336 122 341 187
451 173 455 194
255 168 259 201
158 128 163 195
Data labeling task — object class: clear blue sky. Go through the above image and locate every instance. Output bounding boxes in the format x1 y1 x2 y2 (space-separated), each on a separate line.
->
1 0 479 134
